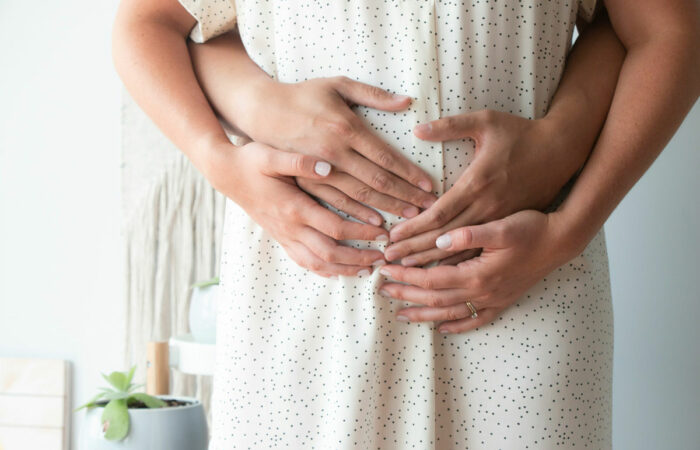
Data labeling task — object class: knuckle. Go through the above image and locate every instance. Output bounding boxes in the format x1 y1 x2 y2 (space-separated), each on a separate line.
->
427 295 442 307
316 245 335 262
325 117 356 139
354 186 373 203
326 225 344 240
370 172 391 191
316 144 336 160
376 150 395 168
430 208 449 226
445 309 461 321
308 260 323 272
444 115 458 130
422 276 435 290
366 84 386 99
478 108 497 124
291 153 306 173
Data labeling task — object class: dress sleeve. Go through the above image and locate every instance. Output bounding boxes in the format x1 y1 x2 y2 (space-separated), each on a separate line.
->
577 0 599 23
178 0 237 43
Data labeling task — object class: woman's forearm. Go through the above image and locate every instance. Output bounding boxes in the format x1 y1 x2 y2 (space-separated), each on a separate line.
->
112 0 233 178
554 1 700 254
188 30 272 136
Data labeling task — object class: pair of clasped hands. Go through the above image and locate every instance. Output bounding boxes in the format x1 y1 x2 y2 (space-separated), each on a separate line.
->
208 76 577 334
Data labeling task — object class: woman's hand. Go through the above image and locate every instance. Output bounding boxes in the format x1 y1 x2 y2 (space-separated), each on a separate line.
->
377 210 581 334
204 140 390 278
210 70 438 222
384 109 586 266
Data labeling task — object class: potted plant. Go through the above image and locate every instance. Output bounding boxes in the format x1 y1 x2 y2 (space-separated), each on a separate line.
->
76 366 208 449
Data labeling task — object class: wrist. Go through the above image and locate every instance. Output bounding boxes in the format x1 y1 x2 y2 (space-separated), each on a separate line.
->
191 132 240 188
547 209 598 260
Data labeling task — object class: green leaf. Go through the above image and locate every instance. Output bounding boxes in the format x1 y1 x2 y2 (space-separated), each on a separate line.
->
101 399 129 441
102 391 131 401
127 382 145 393
74 392 107 412
102 371 128 392
129 393 167 409
125 365 136 387
190 276 219 289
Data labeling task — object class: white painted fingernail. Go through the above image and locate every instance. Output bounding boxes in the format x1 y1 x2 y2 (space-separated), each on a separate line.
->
378 289 390 297
372 259 386 267
314 161 331 176
395 315 409 322
379 268 391 277
357 269 370 277
439 328 450 334
376 234 389 242
436 234 452 249
369 216 382 226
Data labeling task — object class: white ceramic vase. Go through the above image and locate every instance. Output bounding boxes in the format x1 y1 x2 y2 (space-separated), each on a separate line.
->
82 396 208 450
188 283 218 344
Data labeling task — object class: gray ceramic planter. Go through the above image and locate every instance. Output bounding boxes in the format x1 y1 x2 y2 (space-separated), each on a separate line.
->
81 396 208 450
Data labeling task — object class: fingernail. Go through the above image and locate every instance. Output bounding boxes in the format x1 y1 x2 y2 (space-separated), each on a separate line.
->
423 197 436 209
379 289 390 297
436 234 452 249
439 328 450 334
376 234 389 242
357 269 370 277
379 268 391 277
402 257 417 267
383 249 397 261
392 93 412 101
314 161 331 176
369 216 382 226
372 259 386 267
402 207 419 218
395 315 409 322
418 180 432 192
414 123 432 134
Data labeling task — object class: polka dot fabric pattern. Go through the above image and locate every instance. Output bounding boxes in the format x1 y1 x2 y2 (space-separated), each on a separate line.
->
183 1 613 448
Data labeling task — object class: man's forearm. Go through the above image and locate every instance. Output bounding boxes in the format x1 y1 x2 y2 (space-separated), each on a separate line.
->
554 2 700 255
536 12 626 194
112 0 233 177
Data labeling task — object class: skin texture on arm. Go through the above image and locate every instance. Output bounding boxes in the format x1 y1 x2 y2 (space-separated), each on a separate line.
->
554 0 700 250
378 2 700 334
112 0 391 278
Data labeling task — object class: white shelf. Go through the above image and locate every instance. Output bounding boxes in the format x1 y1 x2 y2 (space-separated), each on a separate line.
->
168 334 216 376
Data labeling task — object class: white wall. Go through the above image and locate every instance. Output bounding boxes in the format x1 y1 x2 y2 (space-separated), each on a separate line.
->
0 2 697 449
0 1 124 449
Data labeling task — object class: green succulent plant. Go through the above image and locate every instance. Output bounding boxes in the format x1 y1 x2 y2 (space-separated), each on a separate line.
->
75 366 166 441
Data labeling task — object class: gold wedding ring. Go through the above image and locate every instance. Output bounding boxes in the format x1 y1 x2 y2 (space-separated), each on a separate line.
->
465 300 478 319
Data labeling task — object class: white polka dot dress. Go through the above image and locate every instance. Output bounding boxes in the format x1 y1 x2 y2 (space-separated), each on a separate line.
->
179 0 613 448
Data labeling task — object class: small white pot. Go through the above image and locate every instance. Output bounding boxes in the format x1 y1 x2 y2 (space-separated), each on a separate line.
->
81 396 208 450
189 284 218 344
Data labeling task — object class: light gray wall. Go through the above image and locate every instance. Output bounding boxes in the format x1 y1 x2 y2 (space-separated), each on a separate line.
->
605 102 700 450
0 1 697 449
0 1 124 449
